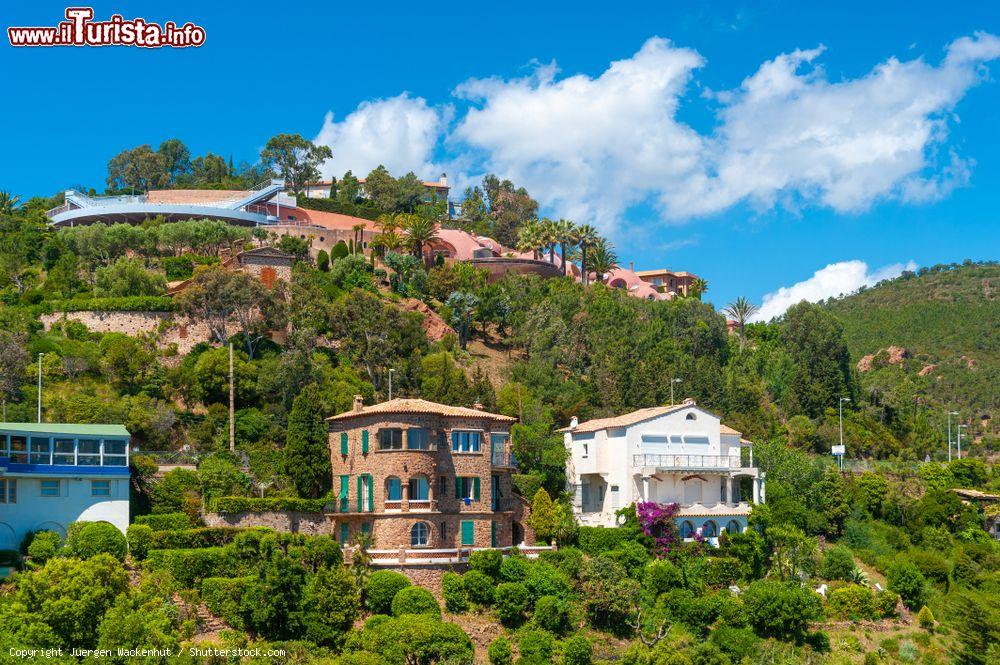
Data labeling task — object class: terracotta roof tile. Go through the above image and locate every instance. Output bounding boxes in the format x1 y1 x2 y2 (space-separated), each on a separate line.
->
719 424 742 436
557 404 688 433
326 398 515 423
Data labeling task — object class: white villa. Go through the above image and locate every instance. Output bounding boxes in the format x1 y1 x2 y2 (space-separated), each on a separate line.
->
561 399 764 544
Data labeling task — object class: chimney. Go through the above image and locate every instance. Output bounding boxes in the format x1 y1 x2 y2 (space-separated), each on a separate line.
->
629 261 634 272
683 397 696 406
472 399 483 410
353 395 364 413
440 173 448 187
570 416 579 428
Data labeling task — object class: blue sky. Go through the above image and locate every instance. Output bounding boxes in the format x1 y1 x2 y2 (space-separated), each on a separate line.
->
2 1 998 316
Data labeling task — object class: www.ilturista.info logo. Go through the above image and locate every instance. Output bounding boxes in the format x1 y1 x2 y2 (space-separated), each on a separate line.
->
7 7 206 48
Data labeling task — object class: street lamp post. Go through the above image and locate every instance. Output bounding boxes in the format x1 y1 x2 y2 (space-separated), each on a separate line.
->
388 369 395 401
838 397 851 471
957 424 967 460
670 378 682 405
37 352 44 423
947 411 959 462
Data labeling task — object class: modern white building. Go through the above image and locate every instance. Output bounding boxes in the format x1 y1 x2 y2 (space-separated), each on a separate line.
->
0 423 131 550
561 400 764 544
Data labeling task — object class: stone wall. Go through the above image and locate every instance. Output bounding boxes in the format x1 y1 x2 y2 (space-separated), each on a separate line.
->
202 510 337 535
40 310 219 355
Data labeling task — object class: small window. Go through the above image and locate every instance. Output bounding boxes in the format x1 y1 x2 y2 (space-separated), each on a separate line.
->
411 522 430 546
103 439 127 466
726 520 742 535
407 428 431 450
379 428 403 450
40 480 60 497
409 477 429 501
439 476 447 497
0 479 15 503
686 413 697 421
582 443 589 458
440 521 447 539
451 431 481 453
91 480 111 497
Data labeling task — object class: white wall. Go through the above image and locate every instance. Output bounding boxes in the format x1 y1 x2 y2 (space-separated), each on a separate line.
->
0 474 129 549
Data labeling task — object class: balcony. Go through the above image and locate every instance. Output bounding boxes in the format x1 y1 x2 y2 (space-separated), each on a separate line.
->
632 454 744 471
491 497 516 512
490 451 517 469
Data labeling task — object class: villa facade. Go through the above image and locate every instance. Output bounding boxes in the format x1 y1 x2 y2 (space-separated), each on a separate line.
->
561 400 763 544
0 423 131 549
326 397 534 550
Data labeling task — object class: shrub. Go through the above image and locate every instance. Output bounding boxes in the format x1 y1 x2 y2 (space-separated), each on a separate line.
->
150 527 243 550
488 636 513 665
145 547 238 586
391 585 440 618
702 557 743 588
709 626 760 662
525 563 571 601
499 555 529 582
562 635 593 665
469 548 503 578
820 545 857 581
909 550 950 587
518 629 554 663
365 570 411 615
581 556 641 636
805 630 831 653
299 566 360 647
539 547 584 580
201 576 252 629
874 590 900 618
827 584 877 620
26 531 61 564
208 496 330 513
578 526 630 555
533 595 570 635
916 605 935 631
493 582 529 626
742 580 823 643
647 559 684 597
886 560 929 610
463 569 495 605
134 512 193 531
442 572 468 613
65 521 127 561
125 524 154 560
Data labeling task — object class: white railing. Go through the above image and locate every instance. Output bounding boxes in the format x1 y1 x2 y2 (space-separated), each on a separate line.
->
364 544 555 566
45 202 72 217
632 454 744 470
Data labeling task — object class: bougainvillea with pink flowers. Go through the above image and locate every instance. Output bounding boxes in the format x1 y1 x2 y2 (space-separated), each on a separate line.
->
636 501 681 557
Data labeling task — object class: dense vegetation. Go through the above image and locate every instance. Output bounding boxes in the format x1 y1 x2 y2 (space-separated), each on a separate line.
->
0 152 998 662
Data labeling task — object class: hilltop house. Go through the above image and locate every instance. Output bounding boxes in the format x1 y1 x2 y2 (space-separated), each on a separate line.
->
325 397 534 550
561 400 763 544
0 423 131 549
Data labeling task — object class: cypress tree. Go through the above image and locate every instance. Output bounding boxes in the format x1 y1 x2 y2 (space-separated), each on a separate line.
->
284 384 331 498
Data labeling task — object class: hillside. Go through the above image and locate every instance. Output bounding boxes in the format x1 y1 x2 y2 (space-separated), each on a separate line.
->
825 261 999 443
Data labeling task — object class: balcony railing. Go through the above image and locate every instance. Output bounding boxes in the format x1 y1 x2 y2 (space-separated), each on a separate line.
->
491 451 517 468
492 497 516 512
632 454 744 470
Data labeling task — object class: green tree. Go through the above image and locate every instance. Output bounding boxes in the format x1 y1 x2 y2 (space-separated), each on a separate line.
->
781 302 854 418
742 580 822 643
446 291 479 350
723 297 759 351
299 566 360 647
240 554 307 640
886 559 929 610
260 133 332 195
156 138 191 184
94 257 167 297
106 144 166 192
529 488 555 543
284 384 332 498
419 351 472 405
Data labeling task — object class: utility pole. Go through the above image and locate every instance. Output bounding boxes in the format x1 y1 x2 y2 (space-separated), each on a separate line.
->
947 411 958 462
37 353 43 423
957 424 966 460
838 397 851 471
229 342 235 453
388 368 395 401
670 378 682 405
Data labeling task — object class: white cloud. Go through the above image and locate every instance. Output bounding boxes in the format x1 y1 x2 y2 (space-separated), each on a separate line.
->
313 93 448 180
308 33 1000 234
751 259 918 322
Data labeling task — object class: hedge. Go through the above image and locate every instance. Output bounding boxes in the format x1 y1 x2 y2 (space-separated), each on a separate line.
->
295 195 380 221
126 524 154 560
134 512 194 531
209 496 331 513
578 526 631 555
150 527 243 550
145 547 242 586
45 296 176 313
201 576 253 629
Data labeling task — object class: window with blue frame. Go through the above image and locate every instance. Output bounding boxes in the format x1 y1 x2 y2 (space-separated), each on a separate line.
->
91 480 111 497
451 430 481 453
40 480 60 497
386 477 402 501
407 428 431 450
29 437 50 464
408 477 429 501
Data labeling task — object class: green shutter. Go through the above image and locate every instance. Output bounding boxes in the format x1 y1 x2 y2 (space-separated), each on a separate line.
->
473 477 481 501
491 520 497 547
361 430 369 453
461 520 474 546
366 475 374 512
340 522 349 544
339 475 349 512
357 475 363 512
340 432 348 455
361 522 371 534
455 477 461 499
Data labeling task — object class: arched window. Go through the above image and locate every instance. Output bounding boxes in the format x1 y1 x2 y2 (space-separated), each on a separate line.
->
411 522 429 546
680 521 695 539
685 412 697 420
408 476 429 501
726 520 742 535
385 477 402 501
702 520 718 538
610 279 626 289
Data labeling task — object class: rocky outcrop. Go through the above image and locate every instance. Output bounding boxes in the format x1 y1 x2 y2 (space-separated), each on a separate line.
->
402 299 456 342
857 346 911 372
918 364 936 377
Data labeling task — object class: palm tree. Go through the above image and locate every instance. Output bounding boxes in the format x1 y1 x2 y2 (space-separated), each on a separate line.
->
0 191 20 215
587 238 619 283
555 219 576 276
517 220 543 260
376 213 400 234
351 223 366 256
575 224 599 285
371 230 404 257
690 278 708 300
537 218 558 264
401 214 439 262
723 297 759 351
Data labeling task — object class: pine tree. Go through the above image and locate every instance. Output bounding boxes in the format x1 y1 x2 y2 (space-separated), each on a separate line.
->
528 488 555 543
284 384 332 498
